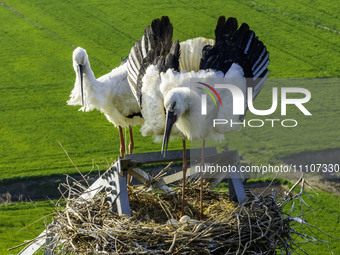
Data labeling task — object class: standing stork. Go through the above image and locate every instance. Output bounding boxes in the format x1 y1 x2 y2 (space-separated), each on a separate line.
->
161 16 269 218
126 17 216 217
127 16 269 218
68 47 144 184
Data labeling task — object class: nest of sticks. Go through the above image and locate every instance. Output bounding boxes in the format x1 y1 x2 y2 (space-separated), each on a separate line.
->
22 174 333 255
38 177 308 254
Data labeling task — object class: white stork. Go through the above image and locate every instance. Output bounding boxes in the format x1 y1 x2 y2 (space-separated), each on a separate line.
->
162 17 269 218
68 47 144 184
127 16 269 218
126 17 211 217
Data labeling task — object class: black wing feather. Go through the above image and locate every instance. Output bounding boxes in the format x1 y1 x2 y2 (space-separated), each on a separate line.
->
199 16 270 120
127 16 179 107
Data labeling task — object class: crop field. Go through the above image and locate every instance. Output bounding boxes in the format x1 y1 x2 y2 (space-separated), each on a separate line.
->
0 0 339 253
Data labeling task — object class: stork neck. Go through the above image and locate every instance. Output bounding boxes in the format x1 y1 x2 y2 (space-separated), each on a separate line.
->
82 61 100 89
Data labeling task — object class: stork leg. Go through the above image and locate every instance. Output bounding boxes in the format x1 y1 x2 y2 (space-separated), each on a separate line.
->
128 126 134 154
118 126 125 159
127 126 134 186
181 139 188 217
200 139 206 220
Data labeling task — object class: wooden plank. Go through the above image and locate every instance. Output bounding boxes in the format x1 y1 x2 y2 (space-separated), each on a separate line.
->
78 176 107 201
189 147 218 160
203 150 241 190
127 167 173 193
229 171 247 204
161 150 241 190
44 222 57 255
18 230 48 255
120 159 143 172
188 150 246 203
116 176 131 216
125 147 217 164
163 167 199 184
127 167 152 184
153 178 173 193
77 159 131 216
114 159 131 216
198 150 245 203
78 165 118 202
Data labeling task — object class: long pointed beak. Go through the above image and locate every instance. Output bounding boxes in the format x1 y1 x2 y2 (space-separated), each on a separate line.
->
161 110 177 157
78 64 84 107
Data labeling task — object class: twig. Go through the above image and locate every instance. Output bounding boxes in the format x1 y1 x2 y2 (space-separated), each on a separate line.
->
166 233 177 254
57 140 90 187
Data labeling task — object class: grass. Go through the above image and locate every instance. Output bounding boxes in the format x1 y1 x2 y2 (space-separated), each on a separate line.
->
0 0 339 182
0 201 54 254
0 0 339 253
282 182 340 254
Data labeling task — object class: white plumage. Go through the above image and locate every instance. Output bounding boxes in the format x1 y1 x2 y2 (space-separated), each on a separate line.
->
69 47 143 128
138 39 247 144
69 47 143 160
179 37 215 72
156 17 269 153
126 16 269 217
137 37 215 140
161 65 246 142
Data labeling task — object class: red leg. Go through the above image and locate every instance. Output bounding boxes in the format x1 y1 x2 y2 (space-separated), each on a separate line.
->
128 126 134 154
118 126 125 159
181 140 188 217
127 126 134 186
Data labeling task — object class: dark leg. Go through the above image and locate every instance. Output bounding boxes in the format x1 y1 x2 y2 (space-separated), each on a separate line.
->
127 126 134 186
181 139 188 217
118 126 125 158
200 139 205 220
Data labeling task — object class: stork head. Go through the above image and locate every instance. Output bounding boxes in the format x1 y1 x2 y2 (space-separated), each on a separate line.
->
72 47 88 107
162 88 190 156
73 47 88 67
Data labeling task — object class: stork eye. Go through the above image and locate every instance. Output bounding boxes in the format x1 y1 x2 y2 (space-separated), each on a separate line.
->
172 102 176 109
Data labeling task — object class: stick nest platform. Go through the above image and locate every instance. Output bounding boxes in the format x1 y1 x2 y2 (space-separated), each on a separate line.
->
44 178 308 254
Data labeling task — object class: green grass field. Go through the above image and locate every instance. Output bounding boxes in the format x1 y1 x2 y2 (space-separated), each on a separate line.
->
0 0 339 181
0 0 339 253
283 182 340 255
0 201 54 254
